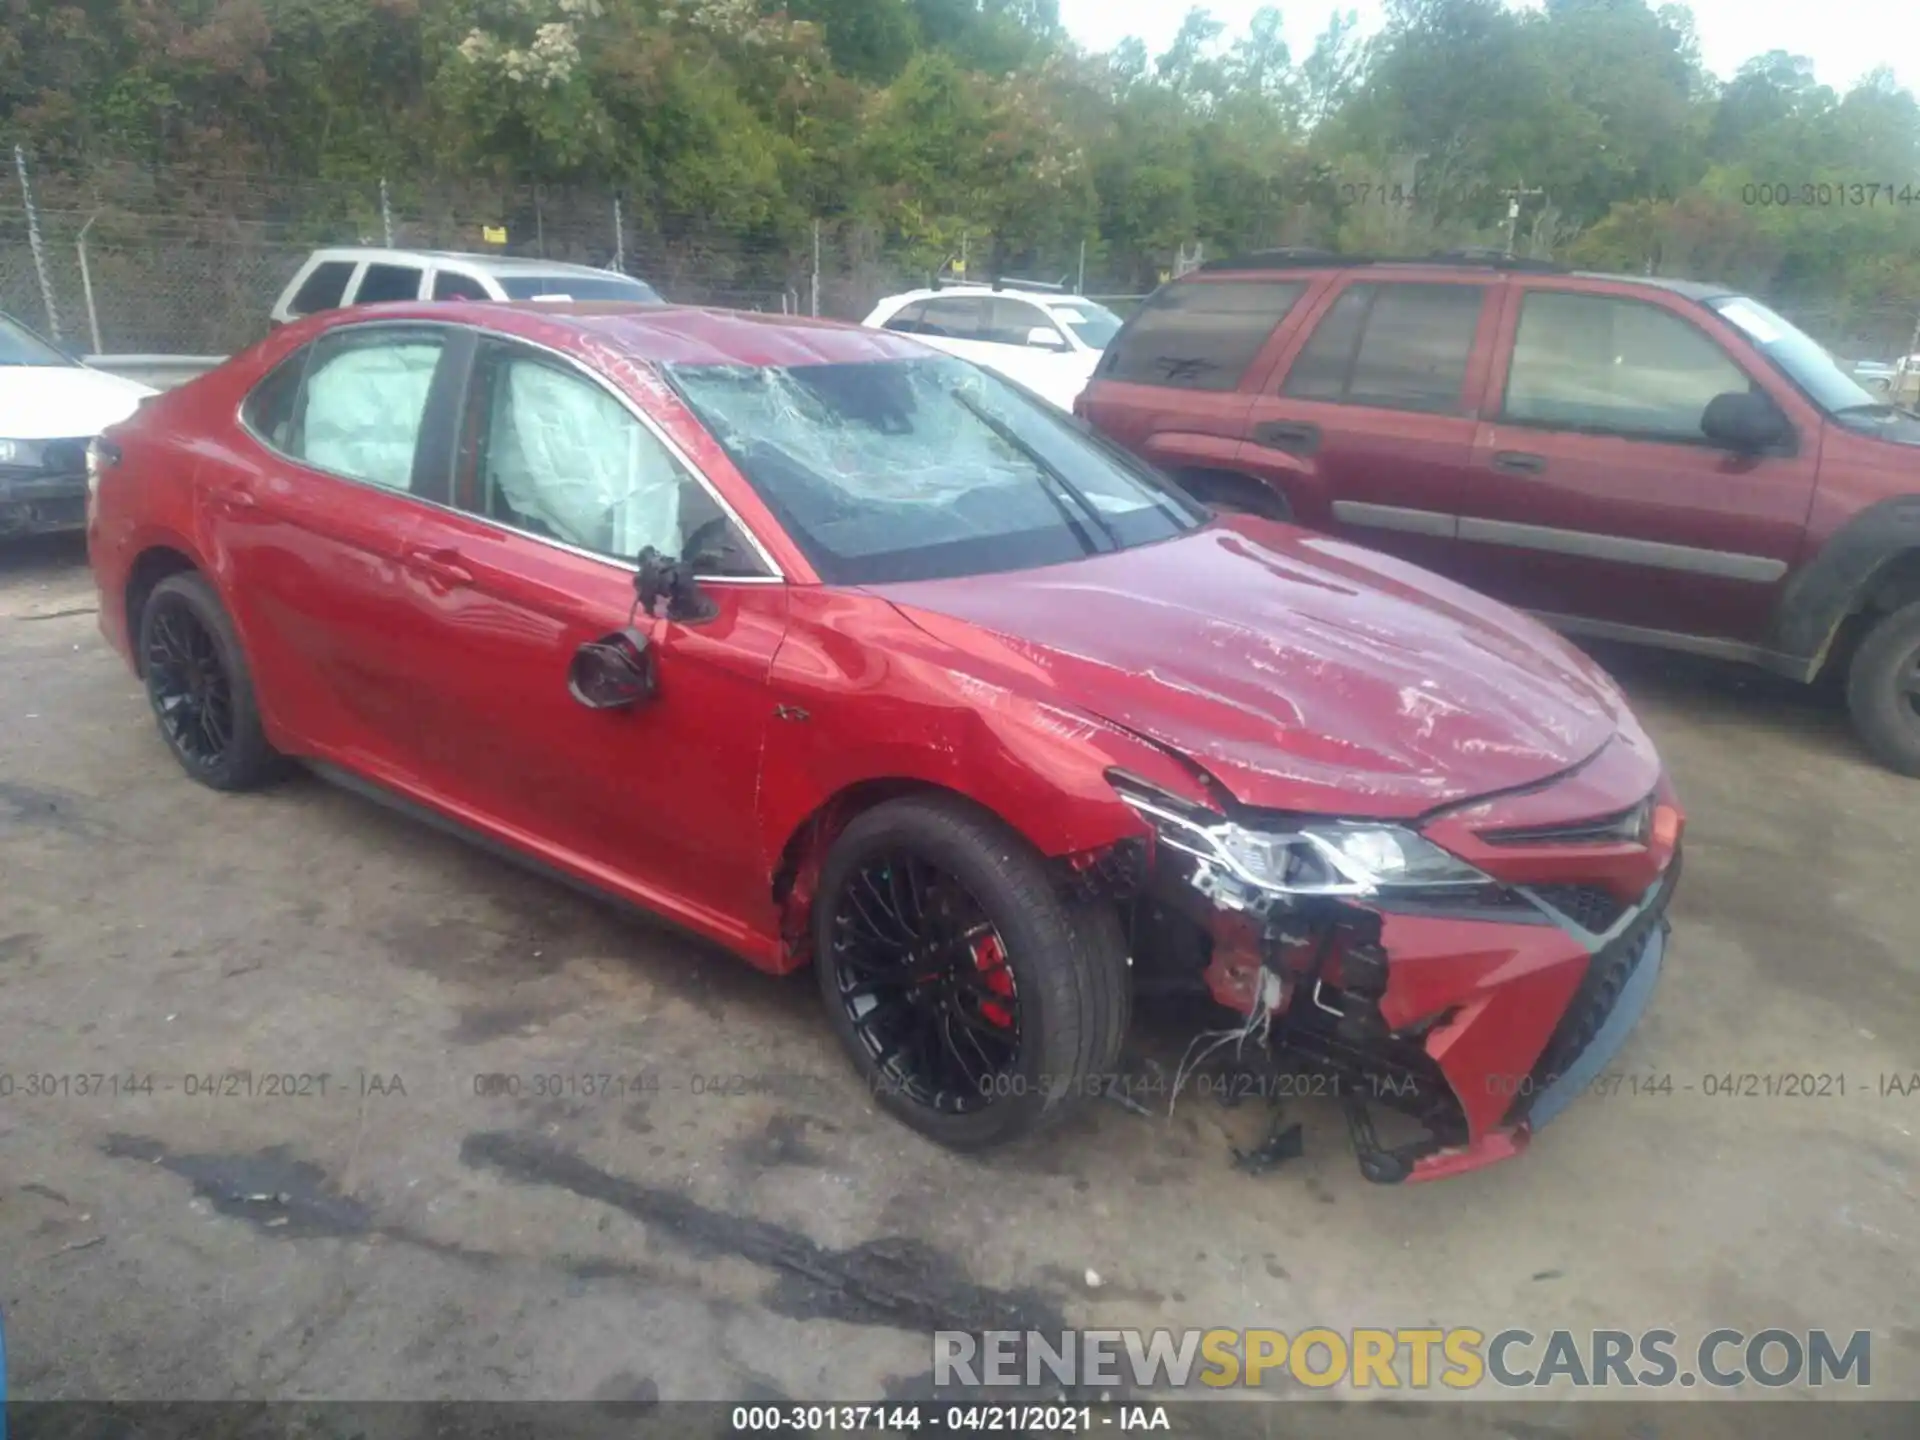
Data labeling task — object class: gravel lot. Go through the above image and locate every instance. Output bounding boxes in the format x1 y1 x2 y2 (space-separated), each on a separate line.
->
1 532 1914 1423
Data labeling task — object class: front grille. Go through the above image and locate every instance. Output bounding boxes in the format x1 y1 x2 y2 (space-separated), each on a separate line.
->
1504 856 1680 1126
1530 884 1628 935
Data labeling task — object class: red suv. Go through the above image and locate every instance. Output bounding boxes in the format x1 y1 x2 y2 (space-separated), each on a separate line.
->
1078 252 1920 774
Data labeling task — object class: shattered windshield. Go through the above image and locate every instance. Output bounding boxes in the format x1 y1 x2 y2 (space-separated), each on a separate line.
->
666 355 1204 584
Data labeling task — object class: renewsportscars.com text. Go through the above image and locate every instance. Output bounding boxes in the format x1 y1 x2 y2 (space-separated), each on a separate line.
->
933 1327 1872 1390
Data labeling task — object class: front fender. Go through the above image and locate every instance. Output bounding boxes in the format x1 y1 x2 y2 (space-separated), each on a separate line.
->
758 589 1210 898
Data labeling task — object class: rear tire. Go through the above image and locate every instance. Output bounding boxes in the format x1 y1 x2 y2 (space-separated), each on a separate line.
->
1845 599 1920 776
813 796 1130 1150
139 572 281 791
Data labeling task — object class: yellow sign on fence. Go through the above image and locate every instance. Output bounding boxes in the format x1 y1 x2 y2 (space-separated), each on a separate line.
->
481 225 507 245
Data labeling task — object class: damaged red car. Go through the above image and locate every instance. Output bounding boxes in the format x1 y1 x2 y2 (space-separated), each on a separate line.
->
87 301 1683 1182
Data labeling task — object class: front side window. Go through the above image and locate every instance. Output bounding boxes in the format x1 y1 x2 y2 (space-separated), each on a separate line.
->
287 261 354 317
1282 282 1485 414
279 329 445 489
464 344 755 569
1100 280 1307 391
668 355 1205 585
986 298 1064 349
1503 292 1751 440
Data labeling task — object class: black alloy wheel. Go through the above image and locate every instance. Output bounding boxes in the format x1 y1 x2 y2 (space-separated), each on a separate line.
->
145 590 235 771
825 850 1023 1114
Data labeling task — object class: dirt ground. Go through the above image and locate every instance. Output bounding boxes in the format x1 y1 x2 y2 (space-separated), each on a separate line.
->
1 531 1915 1421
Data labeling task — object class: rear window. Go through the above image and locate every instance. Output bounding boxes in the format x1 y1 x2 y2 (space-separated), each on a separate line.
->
1098 280 1307 391
496 274 661 302
287 261 355 317
355 263 424 304
1282 282 1485 414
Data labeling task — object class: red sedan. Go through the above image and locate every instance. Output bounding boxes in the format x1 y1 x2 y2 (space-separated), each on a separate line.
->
87 301 1683 1182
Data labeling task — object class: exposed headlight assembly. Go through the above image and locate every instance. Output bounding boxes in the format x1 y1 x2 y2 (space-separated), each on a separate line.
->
1109 772 1488 898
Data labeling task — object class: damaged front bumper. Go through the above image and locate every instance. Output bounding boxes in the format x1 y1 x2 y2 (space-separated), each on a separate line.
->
1111 767 1683 1183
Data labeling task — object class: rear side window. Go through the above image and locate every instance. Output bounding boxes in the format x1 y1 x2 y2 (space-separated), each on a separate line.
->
916 297 987 340
1100 281 1307 391
882 301 929 334
354 264 424 304
242 352 309 449
278 329 447 490
432 270 491 301
1282 282 1485 414
287 261 354 317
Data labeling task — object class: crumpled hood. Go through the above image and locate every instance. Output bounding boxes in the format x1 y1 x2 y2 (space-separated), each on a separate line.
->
0 365 153 441
872 518 1636 818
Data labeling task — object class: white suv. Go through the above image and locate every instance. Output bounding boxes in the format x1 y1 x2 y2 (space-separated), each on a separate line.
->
862 282 1123 411
270 248 661 327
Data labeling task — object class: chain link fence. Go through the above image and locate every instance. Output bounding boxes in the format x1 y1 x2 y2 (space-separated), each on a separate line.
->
0 151 1168 358
3 150 1913 366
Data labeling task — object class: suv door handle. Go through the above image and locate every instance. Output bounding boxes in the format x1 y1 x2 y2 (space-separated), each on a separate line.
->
1251 420 1321 456
403 546 473 589
1491 451 1548 475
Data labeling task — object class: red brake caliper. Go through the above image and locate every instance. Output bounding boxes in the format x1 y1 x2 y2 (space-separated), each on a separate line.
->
970 933 1015 1029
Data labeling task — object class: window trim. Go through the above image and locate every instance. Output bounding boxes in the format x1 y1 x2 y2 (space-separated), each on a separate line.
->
1494 287 1795 453
235 320 786 584
1278 279 1488 416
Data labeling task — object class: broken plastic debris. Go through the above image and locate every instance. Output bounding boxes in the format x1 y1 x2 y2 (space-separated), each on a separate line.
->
1084 1268 1103 1289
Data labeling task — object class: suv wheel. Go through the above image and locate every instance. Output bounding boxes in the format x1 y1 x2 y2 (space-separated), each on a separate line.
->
813 796 1130 1149
1845 599 1920 775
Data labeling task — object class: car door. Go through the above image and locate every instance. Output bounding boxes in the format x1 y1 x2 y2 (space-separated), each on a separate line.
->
215 320 470 771
1455 281 1821 642
395 334 789 942
1239 276 1498 573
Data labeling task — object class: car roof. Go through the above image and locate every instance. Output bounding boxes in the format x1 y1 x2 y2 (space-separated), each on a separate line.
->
324 300 929 368
877 285 1092 307
1189 249 1740 299
302 247 636 279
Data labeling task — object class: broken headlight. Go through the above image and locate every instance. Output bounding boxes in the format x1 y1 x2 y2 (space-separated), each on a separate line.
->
1109 772 1488 898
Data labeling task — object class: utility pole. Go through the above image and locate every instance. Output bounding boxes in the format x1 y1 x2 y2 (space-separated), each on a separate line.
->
1502 186 1545 257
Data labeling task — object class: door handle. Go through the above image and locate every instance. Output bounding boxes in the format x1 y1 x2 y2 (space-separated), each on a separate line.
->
403 546 473 589
1252 420 1321 456
1491 451 1548 475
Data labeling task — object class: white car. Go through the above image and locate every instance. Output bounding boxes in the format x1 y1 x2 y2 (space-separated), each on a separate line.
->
0 312 154 538
862 282 1124 411
270 247 662 328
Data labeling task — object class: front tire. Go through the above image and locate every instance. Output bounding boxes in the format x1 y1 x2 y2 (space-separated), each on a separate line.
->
1845 599 1920 776
139 572 281 791
813 796 1130 1150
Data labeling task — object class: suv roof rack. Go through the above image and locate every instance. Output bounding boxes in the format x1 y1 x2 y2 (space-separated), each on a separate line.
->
927 274 1072 294
1197 248 1569 275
